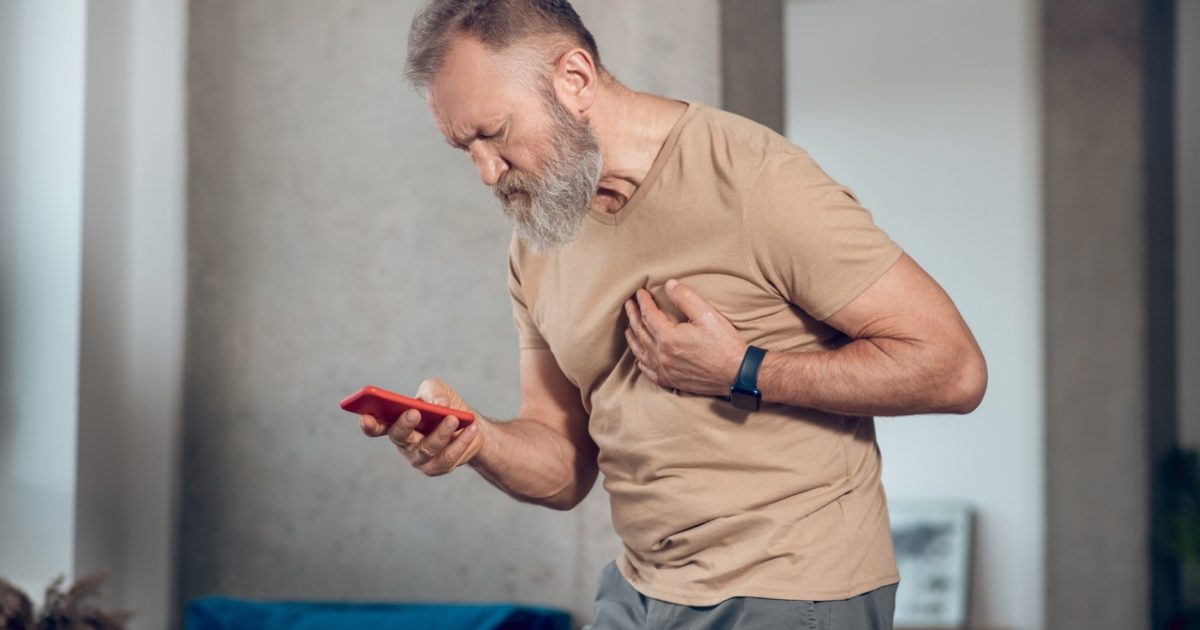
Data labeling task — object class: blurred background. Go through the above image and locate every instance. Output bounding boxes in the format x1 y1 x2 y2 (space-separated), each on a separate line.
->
0 0 1196 629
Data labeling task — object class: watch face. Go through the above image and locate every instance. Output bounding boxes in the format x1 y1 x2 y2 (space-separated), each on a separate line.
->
730 388 761 411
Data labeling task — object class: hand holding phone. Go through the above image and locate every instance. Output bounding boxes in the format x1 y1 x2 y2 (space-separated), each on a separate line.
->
340 385 475 435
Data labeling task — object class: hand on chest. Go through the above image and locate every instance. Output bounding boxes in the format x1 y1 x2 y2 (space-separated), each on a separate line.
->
531 267 811 393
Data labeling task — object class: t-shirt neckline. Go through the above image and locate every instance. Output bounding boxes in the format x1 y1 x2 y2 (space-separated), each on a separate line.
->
587 100 699 226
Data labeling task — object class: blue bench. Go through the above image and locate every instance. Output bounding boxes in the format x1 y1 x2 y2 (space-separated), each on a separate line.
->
186 597 572 630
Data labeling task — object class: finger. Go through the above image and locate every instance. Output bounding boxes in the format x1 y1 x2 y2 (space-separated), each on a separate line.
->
413 415 460 464
665 279 715 323
387 409 423 448
635 288 677 335
435 422 479 469
360 414 388 438
625 327 646 362
637 359 664 386
625 298 654 343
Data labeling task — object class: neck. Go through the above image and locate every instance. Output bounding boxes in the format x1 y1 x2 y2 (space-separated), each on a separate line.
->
584 82 688 214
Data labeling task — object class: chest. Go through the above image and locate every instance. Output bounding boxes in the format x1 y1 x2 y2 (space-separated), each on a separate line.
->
523 216 836 401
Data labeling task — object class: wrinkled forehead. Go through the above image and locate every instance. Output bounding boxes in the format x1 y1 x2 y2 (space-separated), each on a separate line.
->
425 37 542 137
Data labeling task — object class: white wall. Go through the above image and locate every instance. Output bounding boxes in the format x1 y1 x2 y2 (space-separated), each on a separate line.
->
0 2 186 628
1179 0 1200 450
0 0 87 598
785 2 1042 629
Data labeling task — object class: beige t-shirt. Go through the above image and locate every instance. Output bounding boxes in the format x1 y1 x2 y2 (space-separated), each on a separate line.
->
507 101 903 605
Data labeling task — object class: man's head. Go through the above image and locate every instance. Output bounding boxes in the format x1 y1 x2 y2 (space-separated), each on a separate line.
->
405 0 608 252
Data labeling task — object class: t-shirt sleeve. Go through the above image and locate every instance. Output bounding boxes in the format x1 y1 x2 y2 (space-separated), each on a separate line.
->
507 243 550 350
743 151 903 321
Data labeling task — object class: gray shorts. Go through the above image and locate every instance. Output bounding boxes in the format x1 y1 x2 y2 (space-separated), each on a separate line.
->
584 562 897 630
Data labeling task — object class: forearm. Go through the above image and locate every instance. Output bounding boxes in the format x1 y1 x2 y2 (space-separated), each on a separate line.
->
756 336 985 417
468 416 597 510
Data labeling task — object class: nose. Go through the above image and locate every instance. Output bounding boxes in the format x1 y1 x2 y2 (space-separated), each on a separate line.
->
470 144 508 187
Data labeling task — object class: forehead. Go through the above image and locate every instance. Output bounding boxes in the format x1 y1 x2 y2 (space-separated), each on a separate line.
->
426 37 539 137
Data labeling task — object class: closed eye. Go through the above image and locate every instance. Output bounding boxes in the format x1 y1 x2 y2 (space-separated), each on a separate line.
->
445 122 505 152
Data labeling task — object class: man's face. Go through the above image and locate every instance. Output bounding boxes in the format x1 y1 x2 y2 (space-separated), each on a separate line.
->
427 37 602 251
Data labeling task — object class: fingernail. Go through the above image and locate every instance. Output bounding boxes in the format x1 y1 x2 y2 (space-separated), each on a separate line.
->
666 279 678 290
444 416 458 431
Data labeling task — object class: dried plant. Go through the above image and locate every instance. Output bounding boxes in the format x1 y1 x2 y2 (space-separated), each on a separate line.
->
0 572 130 630
0 576 34 630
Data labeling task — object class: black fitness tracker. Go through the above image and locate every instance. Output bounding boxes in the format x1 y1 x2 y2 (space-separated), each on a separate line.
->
730 345 767 411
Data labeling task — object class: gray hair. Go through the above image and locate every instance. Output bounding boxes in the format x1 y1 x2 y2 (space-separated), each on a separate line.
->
405 0 605 89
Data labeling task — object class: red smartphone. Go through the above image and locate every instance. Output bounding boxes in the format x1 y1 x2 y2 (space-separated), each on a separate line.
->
340 385 475 435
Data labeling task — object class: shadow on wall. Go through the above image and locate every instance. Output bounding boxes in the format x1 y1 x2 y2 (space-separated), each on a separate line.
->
0 4 15 480
0 267 11 478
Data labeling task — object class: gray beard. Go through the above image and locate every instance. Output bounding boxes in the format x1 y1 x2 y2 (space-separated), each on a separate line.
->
494 95 603 252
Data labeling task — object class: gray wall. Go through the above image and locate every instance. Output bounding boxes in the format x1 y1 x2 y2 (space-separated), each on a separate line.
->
1180 0 1200 451
76 2 187 629
180 1 717 627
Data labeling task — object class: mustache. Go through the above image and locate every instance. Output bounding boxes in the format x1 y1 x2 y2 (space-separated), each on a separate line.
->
494 172 531 197
494 178 536 207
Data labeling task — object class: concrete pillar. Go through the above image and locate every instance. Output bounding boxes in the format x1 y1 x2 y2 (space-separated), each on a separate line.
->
1043 0 1177 627
719 0 784 133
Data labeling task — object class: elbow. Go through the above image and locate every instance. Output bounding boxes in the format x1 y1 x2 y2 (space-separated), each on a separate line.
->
538 481 592 511
542 493 585 511
940 349 988 414
534 461 598 511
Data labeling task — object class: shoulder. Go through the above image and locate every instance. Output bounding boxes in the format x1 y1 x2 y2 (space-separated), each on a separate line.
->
683 103 835 195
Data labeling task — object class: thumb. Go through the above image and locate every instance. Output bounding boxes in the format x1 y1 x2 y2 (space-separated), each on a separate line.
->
417 377 466 410
416 377 450 403
665 279 713 323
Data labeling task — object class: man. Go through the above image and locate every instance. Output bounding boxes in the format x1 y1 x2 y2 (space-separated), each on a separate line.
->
359 1 988 628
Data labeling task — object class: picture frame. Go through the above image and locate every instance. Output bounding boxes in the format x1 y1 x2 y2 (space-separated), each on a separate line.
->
889 499 974 629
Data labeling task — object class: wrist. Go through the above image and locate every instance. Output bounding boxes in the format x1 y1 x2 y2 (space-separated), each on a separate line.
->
465 415 499 471
756 351 779 404
729 345 768 411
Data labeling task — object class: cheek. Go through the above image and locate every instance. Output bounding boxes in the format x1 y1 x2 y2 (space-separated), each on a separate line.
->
507 130 555 172
503 146 539 176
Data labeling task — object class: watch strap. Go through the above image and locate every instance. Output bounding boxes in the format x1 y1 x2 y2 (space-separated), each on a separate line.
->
730 346 767 411
735 345 767 392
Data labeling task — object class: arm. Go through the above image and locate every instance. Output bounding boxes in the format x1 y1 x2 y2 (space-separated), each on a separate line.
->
468 348 598 510
360 348 597 510
755 253 987 416
625 253 987 417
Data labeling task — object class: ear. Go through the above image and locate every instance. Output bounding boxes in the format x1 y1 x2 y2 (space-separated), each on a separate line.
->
552 47 598 115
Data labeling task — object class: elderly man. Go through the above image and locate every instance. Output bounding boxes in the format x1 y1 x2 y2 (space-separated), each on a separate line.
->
359 1 988 628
